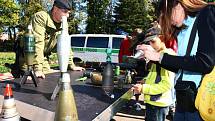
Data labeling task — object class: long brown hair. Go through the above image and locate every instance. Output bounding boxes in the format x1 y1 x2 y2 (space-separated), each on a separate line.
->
158 0 209 42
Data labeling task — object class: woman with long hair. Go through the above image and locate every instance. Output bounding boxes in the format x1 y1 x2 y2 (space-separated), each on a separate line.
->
133 0 215 121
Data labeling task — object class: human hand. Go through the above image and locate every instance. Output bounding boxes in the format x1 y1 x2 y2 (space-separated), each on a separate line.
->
131 84 142 94
35 71 45 79
72 67 85 71
136 44 160 62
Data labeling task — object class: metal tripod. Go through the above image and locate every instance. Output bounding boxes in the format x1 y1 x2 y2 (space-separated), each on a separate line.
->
51 80 61 100
19 65 39 87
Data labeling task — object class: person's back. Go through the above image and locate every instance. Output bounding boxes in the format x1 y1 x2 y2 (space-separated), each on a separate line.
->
32 11 61 55
118 36 132 63
118 28 143 63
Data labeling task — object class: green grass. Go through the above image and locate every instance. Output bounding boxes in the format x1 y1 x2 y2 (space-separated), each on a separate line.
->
48 53 59 68
0 52 58 73
0 52 15 73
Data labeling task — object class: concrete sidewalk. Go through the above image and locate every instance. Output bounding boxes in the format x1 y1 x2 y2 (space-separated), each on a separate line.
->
0 73 14 82
113 95 172 121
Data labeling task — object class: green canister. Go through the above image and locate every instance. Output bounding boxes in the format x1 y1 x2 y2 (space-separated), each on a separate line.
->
115 65 120 76
24 24 35 65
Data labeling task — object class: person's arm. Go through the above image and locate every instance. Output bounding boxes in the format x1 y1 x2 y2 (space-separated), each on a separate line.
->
161 6 215 74
31 11 47 72
68 50 84 71
68 50 76 68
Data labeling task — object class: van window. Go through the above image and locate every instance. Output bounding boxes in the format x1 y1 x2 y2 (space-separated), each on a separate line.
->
112 37 123 49
87 37 108 48
71 37 85 47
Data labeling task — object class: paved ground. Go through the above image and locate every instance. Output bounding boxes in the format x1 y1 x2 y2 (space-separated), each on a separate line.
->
0 73 14 81
113 95 172 121
113 95 146 121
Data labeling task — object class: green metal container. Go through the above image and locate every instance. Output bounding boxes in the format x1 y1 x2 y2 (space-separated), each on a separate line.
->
115 66 120 76
24 25 35 65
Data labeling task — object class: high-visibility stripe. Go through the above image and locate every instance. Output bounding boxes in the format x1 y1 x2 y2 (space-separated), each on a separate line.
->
72 48 119 54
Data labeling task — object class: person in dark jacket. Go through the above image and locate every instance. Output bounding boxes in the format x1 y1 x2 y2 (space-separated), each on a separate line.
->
135 0 215 121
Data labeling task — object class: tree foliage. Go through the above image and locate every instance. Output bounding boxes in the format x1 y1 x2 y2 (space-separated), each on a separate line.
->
86 0 111 33
0 0 158 37
0 0 80 40
68 14 80 34
86 0 157 34
19 0 44 30
0 0 20 32
113 0 156 34
74 0 88 33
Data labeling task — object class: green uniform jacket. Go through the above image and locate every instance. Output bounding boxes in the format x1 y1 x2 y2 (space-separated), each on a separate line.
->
142 49 175 107
30 11 75 73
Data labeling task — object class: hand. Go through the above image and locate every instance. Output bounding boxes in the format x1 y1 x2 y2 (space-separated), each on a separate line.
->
35 71 45 79
132 84 142 94
72 67 85 71
136 44 161 62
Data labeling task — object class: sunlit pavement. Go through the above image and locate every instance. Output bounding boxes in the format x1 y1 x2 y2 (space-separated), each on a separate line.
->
0 73 14 82
113 95 172 121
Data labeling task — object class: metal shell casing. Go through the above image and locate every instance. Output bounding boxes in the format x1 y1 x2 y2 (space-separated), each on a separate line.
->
54 73 78 121
57 16 71 72
102 63 114 96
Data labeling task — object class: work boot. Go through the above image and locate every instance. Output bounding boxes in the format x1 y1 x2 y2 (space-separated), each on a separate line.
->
5 63 23 78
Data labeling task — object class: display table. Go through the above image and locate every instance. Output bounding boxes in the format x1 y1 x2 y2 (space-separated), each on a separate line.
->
0 71 133 121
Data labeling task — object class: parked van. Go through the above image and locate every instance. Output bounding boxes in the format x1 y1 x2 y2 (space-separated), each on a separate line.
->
70 34 126 64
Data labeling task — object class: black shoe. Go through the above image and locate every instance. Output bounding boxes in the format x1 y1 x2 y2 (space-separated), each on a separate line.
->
5 63 23 78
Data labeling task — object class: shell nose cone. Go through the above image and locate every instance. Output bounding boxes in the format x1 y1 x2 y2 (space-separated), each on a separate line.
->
4 84 13 99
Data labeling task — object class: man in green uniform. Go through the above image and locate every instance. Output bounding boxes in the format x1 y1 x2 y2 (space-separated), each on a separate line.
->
20 0 84 79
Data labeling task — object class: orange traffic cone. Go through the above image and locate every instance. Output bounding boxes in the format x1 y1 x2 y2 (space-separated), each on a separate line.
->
0 84 20 121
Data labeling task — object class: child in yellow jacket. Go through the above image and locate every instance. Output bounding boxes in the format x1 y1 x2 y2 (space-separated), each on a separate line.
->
132 23 175 121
